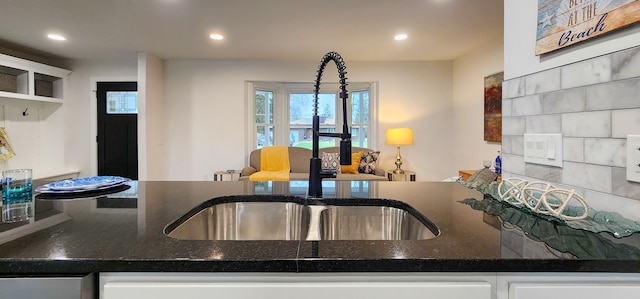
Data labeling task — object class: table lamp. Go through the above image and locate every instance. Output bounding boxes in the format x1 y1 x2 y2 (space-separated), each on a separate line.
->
386 128 414 174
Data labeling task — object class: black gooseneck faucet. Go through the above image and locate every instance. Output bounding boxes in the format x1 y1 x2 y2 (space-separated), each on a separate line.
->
308 51 352 198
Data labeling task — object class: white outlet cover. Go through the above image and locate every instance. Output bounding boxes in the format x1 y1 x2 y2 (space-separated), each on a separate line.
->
524 133 563 167
627 135 640 183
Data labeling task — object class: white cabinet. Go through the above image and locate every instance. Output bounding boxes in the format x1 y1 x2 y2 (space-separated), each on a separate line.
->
497 273 640 299
0 53 70 105
105 281 491 299
509 282 640 299
101 273 494 299
101 271 640 299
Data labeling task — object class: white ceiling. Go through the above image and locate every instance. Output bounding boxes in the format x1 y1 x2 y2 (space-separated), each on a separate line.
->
0 0 504 61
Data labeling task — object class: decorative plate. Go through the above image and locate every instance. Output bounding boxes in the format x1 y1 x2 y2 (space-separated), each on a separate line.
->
36 176 131 193
35 184 132 199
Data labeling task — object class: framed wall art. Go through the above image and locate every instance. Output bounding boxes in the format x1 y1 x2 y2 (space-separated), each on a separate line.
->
536 0 640 55
484 72 503 143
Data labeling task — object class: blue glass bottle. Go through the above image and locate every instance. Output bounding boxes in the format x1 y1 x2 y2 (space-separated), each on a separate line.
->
495 151 502 175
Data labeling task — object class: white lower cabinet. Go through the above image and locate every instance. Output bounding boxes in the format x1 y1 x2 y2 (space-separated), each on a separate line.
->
497 273 640 299
100 273 494 299
100 272 640 299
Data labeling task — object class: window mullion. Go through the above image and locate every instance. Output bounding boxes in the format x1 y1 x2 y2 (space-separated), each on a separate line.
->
275 87 289 146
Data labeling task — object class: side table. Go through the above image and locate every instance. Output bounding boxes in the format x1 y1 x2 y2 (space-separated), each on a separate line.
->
387 170 416 181
213 170 241 181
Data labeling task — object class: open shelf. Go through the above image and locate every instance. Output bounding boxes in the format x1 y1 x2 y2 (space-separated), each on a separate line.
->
0 65 28 95
0 53 70 106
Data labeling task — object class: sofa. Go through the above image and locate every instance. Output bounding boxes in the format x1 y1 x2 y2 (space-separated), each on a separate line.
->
239 146 388 181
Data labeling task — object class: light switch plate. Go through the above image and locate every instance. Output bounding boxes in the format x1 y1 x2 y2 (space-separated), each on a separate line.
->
627 135 640 183
524 133 563 167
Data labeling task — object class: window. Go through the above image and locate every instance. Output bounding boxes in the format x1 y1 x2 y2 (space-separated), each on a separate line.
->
255 89 274 148
106 91 138 114
248 82 377 151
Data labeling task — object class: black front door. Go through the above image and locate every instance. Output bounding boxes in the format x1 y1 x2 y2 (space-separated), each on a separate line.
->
96 82 138 179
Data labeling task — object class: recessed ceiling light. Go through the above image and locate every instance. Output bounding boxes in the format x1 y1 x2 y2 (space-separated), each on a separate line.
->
47 34 66 41
209 34 224 41
394 34 408 41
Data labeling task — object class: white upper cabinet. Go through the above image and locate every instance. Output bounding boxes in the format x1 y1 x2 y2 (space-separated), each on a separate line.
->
0 53 70 105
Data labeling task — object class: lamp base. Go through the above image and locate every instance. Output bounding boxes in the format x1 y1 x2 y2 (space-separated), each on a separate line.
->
393 168 405 175
393 145 405 174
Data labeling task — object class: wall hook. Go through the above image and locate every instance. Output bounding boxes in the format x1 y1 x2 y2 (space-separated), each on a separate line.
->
23 108 29 116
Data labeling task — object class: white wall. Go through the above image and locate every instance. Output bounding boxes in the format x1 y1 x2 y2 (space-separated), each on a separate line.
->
0 103 65 178
65 59 137 177
452 35 504 172
162 60 453 181
352 61 453 181
137 53 166 181
504 0 640 79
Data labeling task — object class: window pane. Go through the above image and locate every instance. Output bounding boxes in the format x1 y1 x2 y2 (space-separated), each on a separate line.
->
351 126 368 148
255 90 273 124
106 91 138 114
256 125 273 148
290 93 335 125
290 93 336 149
351 90 369 124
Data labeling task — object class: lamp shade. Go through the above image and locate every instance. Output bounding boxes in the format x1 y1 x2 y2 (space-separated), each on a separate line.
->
386 128 414 145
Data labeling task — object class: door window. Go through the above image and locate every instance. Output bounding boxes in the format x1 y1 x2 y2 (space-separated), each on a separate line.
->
106 91 138 114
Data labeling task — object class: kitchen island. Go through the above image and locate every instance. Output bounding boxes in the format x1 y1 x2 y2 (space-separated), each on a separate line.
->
2 181 640 298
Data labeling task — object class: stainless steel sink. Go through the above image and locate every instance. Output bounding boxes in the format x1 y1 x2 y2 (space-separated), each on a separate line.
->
317 205 439 240
165 200 311 240
164 196 439 241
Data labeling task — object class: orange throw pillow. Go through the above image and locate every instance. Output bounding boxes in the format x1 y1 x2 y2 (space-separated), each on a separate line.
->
340 151 363 174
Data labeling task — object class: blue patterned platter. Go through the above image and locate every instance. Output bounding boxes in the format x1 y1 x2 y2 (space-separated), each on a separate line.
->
36 176 130 193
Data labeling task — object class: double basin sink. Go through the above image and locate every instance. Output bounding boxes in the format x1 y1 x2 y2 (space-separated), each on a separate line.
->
164 195 439 241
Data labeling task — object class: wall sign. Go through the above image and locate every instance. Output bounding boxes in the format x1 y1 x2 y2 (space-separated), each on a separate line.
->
536 0 640 55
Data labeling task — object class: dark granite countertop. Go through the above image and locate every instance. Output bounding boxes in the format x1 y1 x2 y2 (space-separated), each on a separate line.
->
2 181 640 275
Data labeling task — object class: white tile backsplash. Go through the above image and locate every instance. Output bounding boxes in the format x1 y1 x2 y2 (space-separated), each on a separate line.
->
585 79 640 111
562 161 612 193
541 88 585 114
510 136 524 156
502 153 525 175
611 167 640 199
502 98 512 117
525 68 561 95
612 47 640 81
501 135 513 154
562 137 584 162
525 114 562 133
612 167 640 199
584 138 626 167
562 111 611 137
502 117 526 135
502 45 640 219
561 55 611 89
512 95 542 116
525 164 562 183
502 77 525 98
612 109 640 138
500 135 524 156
